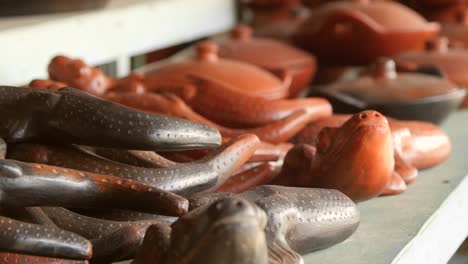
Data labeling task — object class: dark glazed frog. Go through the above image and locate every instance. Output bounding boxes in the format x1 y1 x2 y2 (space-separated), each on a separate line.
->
190 185 360 264
133 197 268 264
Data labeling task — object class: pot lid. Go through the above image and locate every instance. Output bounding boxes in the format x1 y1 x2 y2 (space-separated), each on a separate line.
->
319 58 458 104
394 37 468 86
307 0 438 33
218 24 315 70
144 41 289 100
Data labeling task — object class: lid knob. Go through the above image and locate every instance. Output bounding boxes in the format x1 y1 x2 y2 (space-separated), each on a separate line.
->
426 37 449 53
371 58 397 79
231 24 253 41
196 41 219 62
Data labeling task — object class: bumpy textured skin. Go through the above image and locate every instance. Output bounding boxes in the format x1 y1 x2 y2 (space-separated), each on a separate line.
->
0 252 89 264
190 185 360 264
0 159 188 216
0 86 221 151
134 197 269 264
9 135 259 196
154 76 332 128
0 207 57 227
0 216 92 260
85 147 177 168
105 91 322 143
293 114 451 170
277 111 395 201
42 207 170 262
71 208 178 223
0 138 6 160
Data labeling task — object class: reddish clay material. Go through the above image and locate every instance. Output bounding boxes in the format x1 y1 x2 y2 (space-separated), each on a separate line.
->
29 79 67 91
387 117 452 169
104 91 326 143
0 159 188 216
381 171 407 196
0 253 88 264
313 58 464 122
293 114 452 170
159 76 332 128
293 1 439 65
216 162 281 193
8 135 260 196
252 7 309 44
144 41 290 100
47 56 149 95
249 142 293 162
218 24 316 97
275 110 394 201
85 147 177 168
48 55 112 95
395 38 468 105
319 58 459 102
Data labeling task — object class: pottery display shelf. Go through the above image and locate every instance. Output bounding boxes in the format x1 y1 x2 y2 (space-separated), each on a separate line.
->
0 0 235 85
116 110 468 263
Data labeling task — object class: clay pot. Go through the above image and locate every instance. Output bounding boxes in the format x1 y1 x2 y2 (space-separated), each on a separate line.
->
250 7 310 43
293 0 439 65
217 25 316 97
142 41 290 100
311 58 465 123
394 37 468 107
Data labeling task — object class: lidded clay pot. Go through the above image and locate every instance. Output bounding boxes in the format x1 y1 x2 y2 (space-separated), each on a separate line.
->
143 41 290 100
395 37 468 88
293 0 440 65
217 25 316 97
311 58 465 123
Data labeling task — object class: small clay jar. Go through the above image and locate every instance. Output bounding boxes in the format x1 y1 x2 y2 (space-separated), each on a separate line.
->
143 41 290 100
312 58 465 123
293 0 440 65
217 25 316 97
